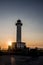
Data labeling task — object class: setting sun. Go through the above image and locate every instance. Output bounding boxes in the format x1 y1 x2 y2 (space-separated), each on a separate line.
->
8 41 12 46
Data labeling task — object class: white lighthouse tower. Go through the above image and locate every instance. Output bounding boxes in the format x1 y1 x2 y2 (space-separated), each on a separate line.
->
16 19 22 43
15 19 25 49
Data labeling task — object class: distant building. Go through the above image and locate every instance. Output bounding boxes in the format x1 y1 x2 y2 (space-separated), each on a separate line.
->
8 45 12 51
0 46 1 50
12 19 26 49
12 42 16 49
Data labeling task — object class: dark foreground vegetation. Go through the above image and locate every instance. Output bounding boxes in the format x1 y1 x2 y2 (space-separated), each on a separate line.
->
0 48 43 57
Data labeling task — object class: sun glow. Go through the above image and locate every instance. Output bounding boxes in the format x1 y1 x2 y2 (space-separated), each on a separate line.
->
8 41 12 46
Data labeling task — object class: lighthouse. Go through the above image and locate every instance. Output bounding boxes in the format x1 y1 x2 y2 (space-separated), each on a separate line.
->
16 19 22 42
15 19 26 49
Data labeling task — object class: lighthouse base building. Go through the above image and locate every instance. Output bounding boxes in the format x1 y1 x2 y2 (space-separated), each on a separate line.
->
15 42 26 49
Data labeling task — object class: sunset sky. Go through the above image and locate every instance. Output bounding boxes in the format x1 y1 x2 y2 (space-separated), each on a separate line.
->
0 0 43 49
